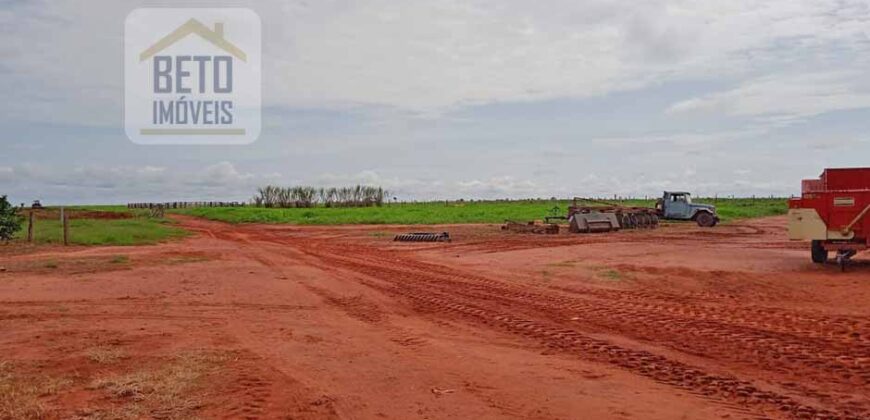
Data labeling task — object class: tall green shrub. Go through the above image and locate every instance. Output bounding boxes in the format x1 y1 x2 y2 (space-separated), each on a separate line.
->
0 195 22 242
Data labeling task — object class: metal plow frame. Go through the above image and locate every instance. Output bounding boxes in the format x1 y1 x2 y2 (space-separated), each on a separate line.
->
568 197 659 234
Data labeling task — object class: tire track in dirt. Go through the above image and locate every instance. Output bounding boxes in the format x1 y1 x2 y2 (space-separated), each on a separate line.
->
306 242 870 384
174 217 868 418
281 238 867 419
257 231 870 376
366 245 869 350
205 350 340 420
361 282 839 419
303 284 385 324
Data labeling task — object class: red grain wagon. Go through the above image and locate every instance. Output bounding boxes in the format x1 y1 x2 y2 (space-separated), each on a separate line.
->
789 168 870 270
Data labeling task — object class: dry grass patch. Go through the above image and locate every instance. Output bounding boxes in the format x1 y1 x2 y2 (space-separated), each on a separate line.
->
165 255 211 265
2 256 135 276
0 361 72 419
86 347 126 364
87 351 232 419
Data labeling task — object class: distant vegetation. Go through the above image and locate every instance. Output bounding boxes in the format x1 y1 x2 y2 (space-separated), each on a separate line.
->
0 195 23 242
252 185 388 208
12 208 187 246
177 197 788 226
5 198 788 245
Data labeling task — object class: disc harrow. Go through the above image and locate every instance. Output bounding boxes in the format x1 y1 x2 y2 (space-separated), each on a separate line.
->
567 197 659 234
394 232 452 242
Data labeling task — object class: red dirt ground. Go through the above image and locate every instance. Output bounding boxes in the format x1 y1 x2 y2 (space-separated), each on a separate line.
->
1 216 868 419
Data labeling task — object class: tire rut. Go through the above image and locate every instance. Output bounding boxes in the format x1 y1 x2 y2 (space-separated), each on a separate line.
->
288 238 867 419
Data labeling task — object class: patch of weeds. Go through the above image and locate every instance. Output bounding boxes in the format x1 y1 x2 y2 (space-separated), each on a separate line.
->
44 261 58 269
367 231 390 238
73 405 142 420
547 260 576 268
541 270 552 281
86 347 125 364
598 268 623 281
165 255 210 265
88 351 232 419
0 361 73 420
109 255 130 264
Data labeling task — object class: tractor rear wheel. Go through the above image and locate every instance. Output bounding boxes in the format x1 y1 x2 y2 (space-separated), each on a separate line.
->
811 240 829 264
695 212 716 227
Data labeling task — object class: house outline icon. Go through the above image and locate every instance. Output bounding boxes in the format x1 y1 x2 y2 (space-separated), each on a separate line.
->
139 18 247 62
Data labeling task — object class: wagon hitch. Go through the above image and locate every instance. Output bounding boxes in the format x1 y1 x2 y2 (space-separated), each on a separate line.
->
836 249 858 272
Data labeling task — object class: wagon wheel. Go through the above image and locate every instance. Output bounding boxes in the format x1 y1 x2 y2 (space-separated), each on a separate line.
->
810 240 828 264
637 214 649 228
695 212 716 228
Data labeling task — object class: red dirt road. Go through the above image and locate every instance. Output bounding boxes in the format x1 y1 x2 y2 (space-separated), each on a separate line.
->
1 216 868 419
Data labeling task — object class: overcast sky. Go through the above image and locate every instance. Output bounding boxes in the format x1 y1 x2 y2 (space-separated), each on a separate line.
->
2 0 870 204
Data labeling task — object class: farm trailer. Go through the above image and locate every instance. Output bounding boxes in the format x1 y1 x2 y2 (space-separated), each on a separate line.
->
789 167 870 269
560 193 719 234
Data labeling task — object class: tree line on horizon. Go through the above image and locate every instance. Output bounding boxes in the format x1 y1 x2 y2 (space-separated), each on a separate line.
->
252 185 388 208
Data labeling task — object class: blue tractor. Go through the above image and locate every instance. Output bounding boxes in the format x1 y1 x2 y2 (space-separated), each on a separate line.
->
655 191 718 227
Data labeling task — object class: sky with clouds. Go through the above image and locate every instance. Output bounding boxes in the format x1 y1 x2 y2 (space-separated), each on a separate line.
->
1 0 869 204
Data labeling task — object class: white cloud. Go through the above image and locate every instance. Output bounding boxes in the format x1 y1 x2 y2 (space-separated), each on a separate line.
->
0 167 14 182
804 136 869 150
0 162 278 204
196 162 255 187
667 71 870 123
457 176 537 196
265 0 870 111
307 170 543 199
3 0 870 124
2 1 869 204
591 127 766 147
314 170 435 192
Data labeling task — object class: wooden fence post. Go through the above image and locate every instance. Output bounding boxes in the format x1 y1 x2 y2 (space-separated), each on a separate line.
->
27 211 34 242
62 212 69 246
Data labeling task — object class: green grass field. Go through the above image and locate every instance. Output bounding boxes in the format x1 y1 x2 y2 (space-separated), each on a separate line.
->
12 211 188 246
175 198 787 225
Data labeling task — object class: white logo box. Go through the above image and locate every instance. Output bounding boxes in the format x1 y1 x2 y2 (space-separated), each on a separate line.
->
124 8 261 145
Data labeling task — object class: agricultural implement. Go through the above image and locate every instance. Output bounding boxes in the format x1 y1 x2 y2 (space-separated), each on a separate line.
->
394 232 451 242
789 167 870 270
565 198 660 233
501 220 559 234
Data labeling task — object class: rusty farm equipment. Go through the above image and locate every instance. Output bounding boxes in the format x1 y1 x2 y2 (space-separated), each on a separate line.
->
565 198 659 234
394 232 452 242
501 220 559 234
789 167 870 270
